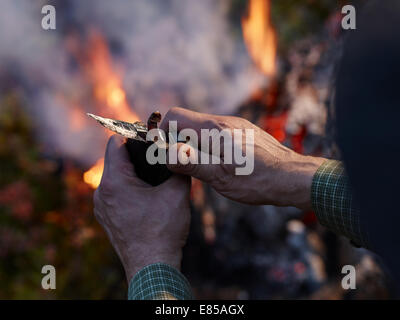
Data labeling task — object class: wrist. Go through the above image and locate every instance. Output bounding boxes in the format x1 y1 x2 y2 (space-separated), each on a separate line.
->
273 152 326 210
123 246 183 283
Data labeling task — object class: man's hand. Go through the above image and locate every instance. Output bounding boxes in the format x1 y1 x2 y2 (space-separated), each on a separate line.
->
93 135 191 283
161 107 326 210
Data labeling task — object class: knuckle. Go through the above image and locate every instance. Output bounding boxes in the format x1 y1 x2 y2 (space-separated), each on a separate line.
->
217 121 231 132
214 116 237 131
203 118 220 130
225 115 251 128
165 106 183 120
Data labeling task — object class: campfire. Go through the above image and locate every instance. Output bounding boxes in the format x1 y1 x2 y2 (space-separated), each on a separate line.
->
0 0 391 300
66 0 329 297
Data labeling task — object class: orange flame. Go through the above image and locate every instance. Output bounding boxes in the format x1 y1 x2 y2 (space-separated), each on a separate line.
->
84 30 139 123
242 0 277 77
82 31 139 189
83 158 104 189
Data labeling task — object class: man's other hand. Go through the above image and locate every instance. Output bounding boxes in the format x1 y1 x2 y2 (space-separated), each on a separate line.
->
161 107 325 210
93 135 191 283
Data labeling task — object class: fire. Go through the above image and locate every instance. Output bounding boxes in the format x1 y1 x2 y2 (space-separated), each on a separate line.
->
84 1 277 189
107 87 126 108
82 31 139 189
84 30 139 123
83 158 104 189
242 0 277 77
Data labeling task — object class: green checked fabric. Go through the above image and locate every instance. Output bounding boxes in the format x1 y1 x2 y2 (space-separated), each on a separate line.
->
128 160 368 300
311 160 369 248
128 263 193 300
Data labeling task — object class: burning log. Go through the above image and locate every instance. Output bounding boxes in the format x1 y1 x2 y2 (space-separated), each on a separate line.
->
88 112 171 186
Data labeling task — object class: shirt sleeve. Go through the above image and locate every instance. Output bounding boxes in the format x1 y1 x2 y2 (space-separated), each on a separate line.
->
128 263 194 300
311 160 369 248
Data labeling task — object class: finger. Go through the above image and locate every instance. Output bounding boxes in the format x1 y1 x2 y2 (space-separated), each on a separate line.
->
166 142 220 184
160 107 219 139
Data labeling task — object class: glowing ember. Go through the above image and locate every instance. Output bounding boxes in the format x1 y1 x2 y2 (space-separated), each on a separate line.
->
83 158 104 189
242 0 277 77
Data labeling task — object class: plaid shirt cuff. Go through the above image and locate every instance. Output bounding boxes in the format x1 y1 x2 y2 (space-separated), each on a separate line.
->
128 263 193 300
311 160 369 248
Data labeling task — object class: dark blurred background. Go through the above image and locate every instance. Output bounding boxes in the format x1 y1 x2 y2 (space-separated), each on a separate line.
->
0 0 391 299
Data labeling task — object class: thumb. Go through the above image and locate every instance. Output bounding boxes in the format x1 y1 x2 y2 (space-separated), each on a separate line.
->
103 135 133 178
166 142 219 183
102 135 149 188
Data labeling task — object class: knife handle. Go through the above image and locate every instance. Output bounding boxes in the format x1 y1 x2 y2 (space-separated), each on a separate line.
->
125 138 172 186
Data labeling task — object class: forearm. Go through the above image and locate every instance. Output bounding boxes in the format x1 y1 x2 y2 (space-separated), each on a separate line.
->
274 153 327 210
265 153 367 247
260 150 327 210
